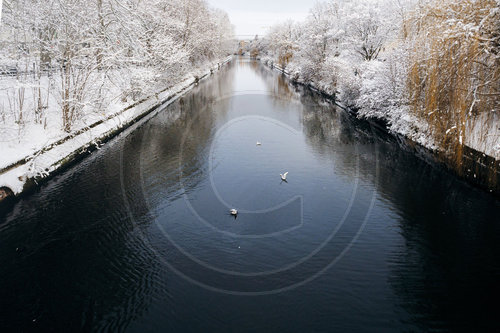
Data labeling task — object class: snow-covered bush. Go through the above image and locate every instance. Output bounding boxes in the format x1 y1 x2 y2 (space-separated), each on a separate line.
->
356 49 435 149
323 56 360 104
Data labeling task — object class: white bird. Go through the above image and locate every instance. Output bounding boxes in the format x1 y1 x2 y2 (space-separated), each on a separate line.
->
280 172 288 181
256 141 261 146
230 209 238 215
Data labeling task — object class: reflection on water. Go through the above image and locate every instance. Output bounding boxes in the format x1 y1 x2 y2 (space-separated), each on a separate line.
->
0 58 499 332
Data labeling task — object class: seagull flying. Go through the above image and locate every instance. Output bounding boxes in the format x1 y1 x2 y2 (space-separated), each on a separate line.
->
230 209 238 216
256 141 261 146
280 172 288 181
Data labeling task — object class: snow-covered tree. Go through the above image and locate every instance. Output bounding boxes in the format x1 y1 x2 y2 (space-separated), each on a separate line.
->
407 0 500 159
0 0 234 132
341 1 393 61
294 1 344 82
266 20 299 68
261 0 500 159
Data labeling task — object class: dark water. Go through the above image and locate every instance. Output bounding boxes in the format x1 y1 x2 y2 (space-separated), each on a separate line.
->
1 58 499 332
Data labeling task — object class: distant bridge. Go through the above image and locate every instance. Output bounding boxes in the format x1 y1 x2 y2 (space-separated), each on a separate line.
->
233 35 263 40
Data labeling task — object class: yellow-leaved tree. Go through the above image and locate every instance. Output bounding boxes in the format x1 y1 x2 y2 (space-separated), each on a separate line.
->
407 0 500 164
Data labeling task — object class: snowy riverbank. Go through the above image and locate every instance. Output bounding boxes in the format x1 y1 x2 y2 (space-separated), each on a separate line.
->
0 56 233 199
265 58 499 159
264 60 499 194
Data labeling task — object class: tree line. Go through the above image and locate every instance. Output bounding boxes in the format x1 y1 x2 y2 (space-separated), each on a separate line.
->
251 0 499 160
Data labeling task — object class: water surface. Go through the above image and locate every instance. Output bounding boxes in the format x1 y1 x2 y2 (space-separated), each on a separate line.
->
1 58 499 332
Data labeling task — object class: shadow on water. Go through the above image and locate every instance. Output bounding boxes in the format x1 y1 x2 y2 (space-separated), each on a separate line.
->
0 58 498 332
0 143 159 331
0 62 237 332
298 80 500 330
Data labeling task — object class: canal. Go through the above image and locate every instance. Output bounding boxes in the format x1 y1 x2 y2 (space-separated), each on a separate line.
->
1 58 499 332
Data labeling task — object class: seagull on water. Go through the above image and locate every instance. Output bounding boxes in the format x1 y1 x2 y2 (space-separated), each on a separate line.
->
256 141 261 146
230 209 238 216
280 172 288 181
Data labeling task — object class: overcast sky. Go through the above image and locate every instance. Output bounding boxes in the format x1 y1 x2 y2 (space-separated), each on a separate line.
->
208 0 314 38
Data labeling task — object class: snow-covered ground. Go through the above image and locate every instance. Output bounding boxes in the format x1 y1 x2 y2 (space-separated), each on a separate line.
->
0 56 232 195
